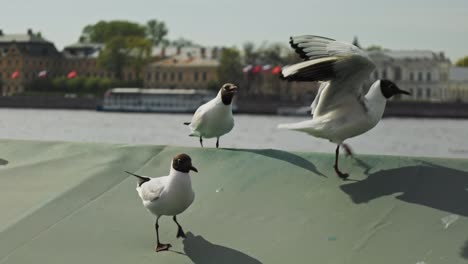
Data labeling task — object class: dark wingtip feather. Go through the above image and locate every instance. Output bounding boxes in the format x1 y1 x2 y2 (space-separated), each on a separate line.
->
183 122 190 126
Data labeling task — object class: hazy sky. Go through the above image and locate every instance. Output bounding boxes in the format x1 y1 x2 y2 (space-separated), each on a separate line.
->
2 0 467 61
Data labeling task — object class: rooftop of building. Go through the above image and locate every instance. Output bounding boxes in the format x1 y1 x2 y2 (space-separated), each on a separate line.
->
368 49 449 61
0 29 50 43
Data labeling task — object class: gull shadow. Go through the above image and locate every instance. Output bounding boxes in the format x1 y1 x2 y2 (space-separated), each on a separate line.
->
462 239 468 259
340 163 468 217
183 232 262 264
226 148 325 177
0 159 8 166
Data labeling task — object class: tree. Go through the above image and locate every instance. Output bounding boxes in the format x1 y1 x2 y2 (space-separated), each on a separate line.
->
146 19 169 46
258 43 287 65
80 20 146 43
366 45 384 51
242 42 259 65
79 20 154 80
456 56 468 67
352 36 361 48
217 48 243 85
97 36 152 80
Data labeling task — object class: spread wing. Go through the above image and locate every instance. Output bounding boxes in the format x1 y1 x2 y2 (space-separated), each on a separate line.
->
310 82 328 116
281 35 376 116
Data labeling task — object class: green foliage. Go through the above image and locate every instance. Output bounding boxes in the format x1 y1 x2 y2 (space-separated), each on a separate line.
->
206 80 220 92
352 36 361 48
97 35 152 80
146 19 169 46
242 41 295 65
243 42 259 65
217 48 243 84
80 20 155 80
455 56 468 67
81 20 146 43
366 45 384 51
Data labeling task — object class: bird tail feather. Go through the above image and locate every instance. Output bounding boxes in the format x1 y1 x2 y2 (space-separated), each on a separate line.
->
125 171 150 186
277 120 318 133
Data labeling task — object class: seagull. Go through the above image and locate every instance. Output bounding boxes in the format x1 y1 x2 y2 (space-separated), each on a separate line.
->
278 35 411 179
184 83 237 148
126 153 197 252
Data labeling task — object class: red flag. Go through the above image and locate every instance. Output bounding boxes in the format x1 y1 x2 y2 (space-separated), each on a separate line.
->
251 65 261 74
271 66 281 75
67 70 77 79
11 71 19 79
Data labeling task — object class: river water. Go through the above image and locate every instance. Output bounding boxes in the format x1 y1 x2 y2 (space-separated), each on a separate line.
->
0 108 467 159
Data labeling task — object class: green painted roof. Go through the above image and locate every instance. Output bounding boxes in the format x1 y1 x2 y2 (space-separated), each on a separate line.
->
0 139 467 263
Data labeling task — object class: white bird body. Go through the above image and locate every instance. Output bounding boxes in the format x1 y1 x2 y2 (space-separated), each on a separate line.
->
188 91 234 139
279 80 387 144
136 166 194 217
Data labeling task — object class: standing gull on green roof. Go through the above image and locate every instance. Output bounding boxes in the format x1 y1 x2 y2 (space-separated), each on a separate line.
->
126 153 197 252
184 83 237 148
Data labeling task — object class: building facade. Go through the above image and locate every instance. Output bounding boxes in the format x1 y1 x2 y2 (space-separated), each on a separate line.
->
0 29 62 96
367 50 451 101
446 67 468 102
144 46 220 89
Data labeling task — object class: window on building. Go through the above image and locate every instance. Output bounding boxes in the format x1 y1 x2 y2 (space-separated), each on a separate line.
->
409 72 414 81
178 72 183 81
162 72 167 81
127 73 133 80
426 88 431 98
202 72 207 81
155 72 160 81
170 72 175 81
194 72 199 81
409 88 414 96
147 72 152 81
426 72 431 81
417 88 423 99
393 67 402 81
418 72 423 81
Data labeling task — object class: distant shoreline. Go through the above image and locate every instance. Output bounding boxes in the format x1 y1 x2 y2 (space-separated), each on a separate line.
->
0 95 467 118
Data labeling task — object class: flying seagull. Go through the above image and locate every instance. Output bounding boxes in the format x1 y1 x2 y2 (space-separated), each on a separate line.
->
126 153 197 252
184 83 237 148
278 35 410 179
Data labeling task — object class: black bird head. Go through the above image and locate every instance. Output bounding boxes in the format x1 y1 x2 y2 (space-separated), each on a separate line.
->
172 153 198 173
380 79 411 99
220 83 238 105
